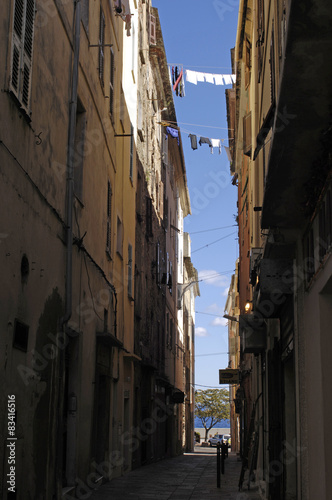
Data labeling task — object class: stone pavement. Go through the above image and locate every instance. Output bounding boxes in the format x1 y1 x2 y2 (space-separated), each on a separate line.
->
88 445 261 500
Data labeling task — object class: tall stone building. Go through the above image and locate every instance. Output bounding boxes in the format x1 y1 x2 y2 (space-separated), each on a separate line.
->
0 0 197 497
227 0 332 498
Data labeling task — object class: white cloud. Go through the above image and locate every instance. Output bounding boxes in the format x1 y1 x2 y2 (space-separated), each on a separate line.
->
206 303 224 315
195 327 209 337
199 270 230 288
211 317 228 327
222 286 230 297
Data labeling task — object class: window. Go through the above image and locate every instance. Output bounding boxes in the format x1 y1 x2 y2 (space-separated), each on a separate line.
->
106 181 112 255
245 37 251 88
270 24 276 103
137 92 144 141
243 112 252 157
109 47 115 115
81 0 89 32
129 124 134 181
128 244 133 297
149 13 156 46
99 7 105 86
10 0 36 114
257 0 265 83
73 98 86 200
146 197 152 237
116 216 123 256
13 319 29 352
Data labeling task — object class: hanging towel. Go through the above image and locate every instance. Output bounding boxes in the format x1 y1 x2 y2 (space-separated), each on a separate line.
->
223 75 233 85
224 146 232 161
173 68 183 95
188 134 198 150
166 127 180 145
204 73 215 84
199 137 212 147
231 74 236 83
186 70 198 85
211 139 222 154
214 74 224 85
196 72 205 82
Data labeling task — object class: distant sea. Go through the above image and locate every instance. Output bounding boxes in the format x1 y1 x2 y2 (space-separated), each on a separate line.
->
194 416 230 428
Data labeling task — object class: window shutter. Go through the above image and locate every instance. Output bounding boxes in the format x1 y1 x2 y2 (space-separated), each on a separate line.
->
106 181 112 253
159 181 164 218
129 124 134 181
99 7 105 86
243 112 252 157
128 244 133 297
162 132 168 165
110 47 115 115
11 0 35 111
149 14 156 46
270 25 276 103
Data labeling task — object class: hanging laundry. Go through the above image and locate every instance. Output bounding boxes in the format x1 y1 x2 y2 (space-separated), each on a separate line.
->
196 72 205 82
214 74 224 85
188 134 198 150
211 139 222 154
186 70 197 85
199 137 212 147
166 127 180 145
231 75 236 84
223 75 233 85
113 0 132 35
204 73 215 84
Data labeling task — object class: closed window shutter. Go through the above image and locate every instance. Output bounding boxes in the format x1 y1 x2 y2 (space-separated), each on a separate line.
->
110 47 115 114
129 124 134 180
128 244 133 297
243 112 252 157
11 0 35 111
149 14 156 45
99 7 105 85
106 181 112 252
270 25 276 103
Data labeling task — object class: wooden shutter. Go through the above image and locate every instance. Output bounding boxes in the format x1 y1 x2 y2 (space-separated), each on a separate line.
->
129 124 134 181
11 0 35 112
257 0 264 83
128 244 133 297
270 25 276 103
99 7 105 85
149 14 156 45
106 181 112 253
243 112 252 156
110 47 115 115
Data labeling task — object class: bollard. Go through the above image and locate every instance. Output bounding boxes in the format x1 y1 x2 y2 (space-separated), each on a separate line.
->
221 443 226 475
217 443 221 488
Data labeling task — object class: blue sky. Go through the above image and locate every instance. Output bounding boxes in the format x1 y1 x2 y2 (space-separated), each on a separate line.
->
154 1 239 388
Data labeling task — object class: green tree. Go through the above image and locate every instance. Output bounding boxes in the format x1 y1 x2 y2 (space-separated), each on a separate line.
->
195 389 230 441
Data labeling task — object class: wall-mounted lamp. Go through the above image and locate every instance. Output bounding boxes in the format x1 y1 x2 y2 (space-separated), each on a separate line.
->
244 302 252 313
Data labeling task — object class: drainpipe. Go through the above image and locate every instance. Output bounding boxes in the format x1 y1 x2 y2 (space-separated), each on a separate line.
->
56 1 81 496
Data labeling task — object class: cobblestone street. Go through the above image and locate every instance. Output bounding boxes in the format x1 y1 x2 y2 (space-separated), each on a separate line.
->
88 446 261 500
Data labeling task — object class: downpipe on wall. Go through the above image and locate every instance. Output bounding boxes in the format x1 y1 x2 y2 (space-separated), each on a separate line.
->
56 1 81 496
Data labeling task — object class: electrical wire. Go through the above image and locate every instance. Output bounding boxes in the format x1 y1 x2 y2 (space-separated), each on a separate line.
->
190 224 237 235
192 231 237 254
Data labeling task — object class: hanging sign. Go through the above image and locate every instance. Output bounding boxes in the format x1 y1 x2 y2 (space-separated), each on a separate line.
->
219 369 239 384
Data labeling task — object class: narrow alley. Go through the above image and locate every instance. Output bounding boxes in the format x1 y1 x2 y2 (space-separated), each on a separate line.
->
86 446 261 500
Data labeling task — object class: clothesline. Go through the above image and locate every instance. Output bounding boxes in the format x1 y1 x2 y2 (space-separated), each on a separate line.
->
168 63 233 70
164 119 234 132
162 123 232 158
